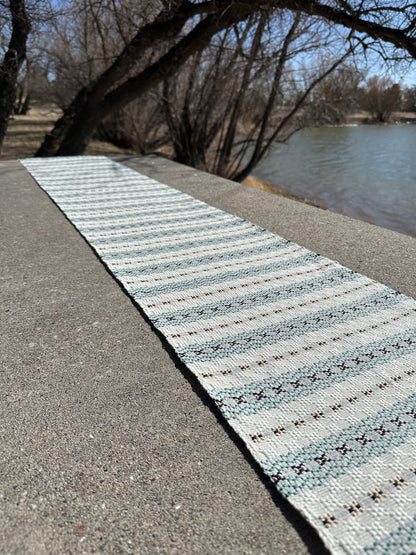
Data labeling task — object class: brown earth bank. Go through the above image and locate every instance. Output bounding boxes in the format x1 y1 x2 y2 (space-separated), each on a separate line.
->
346 110 416 125
240 175 324 208
1 106 133 161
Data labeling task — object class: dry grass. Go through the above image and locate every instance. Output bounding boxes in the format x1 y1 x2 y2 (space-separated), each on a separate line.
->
242 175 323 208
242 175 281 194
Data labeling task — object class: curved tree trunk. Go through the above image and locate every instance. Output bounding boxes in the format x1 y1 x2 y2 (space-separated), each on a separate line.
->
0 0 31 154
36 0 268 157
35 0 213 157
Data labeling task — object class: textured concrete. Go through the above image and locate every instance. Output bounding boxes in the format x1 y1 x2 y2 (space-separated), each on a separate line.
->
1 156 415 554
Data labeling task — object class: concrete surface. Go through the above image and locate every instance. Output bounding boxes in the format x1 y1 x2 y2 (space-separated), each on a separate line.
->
1 156 415 554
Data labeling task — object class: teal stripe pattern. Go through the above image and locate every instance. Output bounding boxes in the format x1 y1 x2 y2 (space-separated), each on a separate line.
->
211 330 416 418
363 514 416 555
262 393 416 496
21 156 416 555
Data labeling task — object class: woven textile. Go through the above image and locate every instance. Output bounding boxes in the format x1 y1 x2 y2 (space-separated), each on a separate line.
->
21 155 416 554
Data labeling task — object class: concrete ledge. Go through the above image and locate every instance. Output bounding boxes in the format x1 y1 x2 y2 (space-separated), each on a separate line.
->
1 156 414 554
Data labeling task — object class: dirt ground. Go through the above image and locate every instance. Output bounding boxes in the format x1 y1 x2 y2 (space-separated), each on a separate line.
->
1 105 132 161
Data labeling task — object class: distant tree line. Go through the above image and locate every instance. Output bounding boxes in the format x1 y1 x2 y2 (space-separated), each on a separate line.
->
306 68 416 126
1 1 416 179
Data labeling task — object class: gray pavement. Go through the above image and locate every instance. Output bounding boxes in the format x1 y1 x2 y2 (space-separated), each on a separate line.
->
1 156 415 554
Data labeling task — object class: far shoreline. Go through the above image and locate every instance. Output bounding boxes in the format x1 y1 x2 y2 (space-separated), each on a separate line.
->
344 110 416 126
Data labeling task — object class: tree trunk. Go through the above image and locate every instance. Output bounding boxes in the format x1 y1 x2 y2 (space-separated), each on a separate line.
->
21 93 31 115
0 0 31 154
35 0 210 157
55 100 109 155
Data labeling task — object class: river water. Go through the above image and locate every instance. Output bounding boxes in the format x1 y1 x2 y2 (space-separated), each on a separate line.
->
253 125 416 238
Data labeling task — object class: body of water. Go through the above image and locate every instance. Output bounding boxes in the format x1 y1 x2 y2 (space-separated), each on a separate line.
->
254 125 416 237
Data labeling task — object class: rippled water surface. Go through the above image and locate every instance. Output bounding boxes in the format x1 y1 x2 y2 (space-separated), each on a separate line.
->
254 125 416 237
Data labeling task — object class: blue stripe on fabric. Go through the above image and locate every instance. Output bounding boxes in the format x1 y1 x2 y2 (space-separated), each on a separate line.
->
47 185 168 196
93 227 268 254
43 178 161 190
363 513 416 554
126 252 318 297
51 188 181 200
24 169 120 180
70 207 220 225
26 160 135 177
117 241 302 282
152 268 357 326
178 291 402 364
40 173 163 185
57 195 195 208
79 216 244 237
64 202 206 217
212 329 416 419
262 393 416 497
35 176 154 188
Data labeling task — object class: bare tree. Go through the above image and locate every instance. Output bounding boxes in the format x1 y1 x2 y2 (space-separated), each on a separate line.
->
35 0 416 158
304 62 363 125
360 76 402 122
0 0 31 152
161 11 354 180
161 15 267 174
36 0 271 157
95 92 170 154
402 84 416 111
44 0 157 108
40 0 170 152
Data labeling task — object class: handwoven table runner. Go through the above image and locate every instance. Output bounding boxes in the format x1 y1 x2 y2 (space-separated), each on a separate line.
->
21 156 416 554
